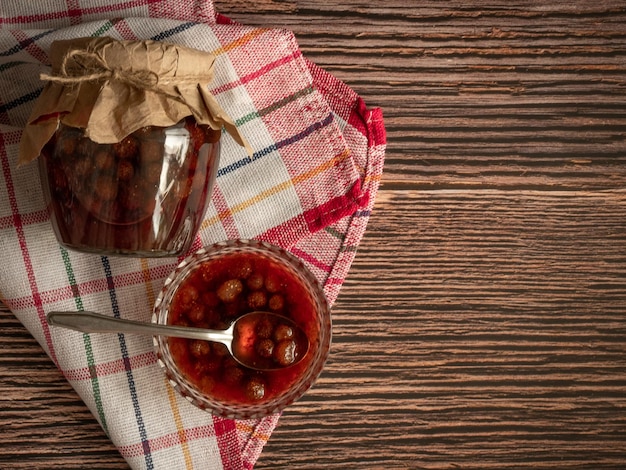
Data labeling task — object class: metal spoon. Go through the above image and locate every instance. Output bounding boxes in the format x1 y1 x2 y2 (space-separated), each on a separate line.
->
46 310 310 371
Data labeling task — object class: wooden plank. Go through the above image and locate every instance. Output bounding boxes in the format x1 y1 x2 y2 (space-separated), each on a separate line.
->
256 189 626 469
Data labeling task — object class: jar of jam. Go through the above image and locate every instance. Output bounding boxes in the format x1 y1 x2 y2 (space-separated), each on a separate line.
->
39 117 221 256
19 37 252 257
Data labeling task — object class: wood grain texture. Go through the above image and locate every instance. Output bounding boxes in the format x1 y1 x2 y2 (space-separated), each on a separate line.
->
2 1 626 469
259 190 626 469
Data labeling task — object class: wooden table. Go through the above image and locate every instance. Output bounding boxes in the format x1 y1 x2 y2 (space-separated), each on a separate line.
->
2 1 626 468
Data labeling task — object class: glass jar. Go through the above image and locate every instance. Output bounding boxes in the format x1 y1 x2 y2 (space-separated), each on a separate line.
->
152 239 332 419
39 117 220 257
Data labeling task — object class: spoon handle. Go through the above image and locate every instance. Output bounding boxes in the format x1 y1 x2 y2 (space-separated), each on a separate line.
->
46 311 233 344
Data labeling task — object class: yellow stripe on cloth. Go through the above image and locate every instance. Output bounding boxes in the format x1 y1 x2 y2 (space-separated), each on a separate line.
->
211 28 270 56
235 421 271 443
141 258 194 470
202 148 352 230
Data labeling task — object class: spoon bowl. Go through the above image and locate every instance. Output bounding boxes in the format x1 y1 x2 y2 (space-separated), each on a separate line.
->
46 310 310 371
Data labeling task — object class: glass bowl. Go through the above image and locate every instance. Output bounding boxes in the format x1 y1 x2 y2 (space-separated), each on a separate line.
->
152 239 332 419
39 117 220 257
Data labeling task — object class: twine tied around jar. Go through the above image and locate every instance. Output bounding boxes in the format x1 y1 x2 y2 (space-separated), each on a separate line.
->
40 47 212 101
41 48 162 90
19 37 252 164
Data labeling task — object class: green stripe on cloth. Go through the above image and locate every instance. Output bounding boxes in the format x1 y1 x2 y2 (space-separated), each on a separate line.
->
91 19 117 37
235 85 315 126
324 225 347 241
60 247 109 435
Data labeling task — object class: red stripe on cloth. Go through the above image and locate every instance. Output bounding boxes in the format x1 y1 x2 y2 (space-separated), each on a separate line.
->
64 0 83 26
4 263 176 310
303 180 369 233
0 214 15 230
258 213 307 248
16 208 49 225
348 97 387 147
258 184 369 249
9 29 49 64
210 184 241 240
147 0 169 22
211 50 303 95
214 417 244 470
146 0 215 24
0 209 47 230
0 0 160 26
117 424 216 458
0 132 57 364
324 277 346 286
289 247 332 273
112 18 140 40
61 351 156 381
2 285 70 311
188 234 204 254
215 13 234 25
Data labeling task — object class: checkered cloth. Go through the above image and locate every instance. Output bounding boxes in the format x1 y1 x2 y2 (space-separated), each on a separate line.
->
0 2 386 469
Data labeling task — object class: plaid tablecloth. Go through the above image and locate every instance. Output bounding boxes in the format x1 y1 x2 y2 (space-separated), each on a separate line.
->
0 1 386 469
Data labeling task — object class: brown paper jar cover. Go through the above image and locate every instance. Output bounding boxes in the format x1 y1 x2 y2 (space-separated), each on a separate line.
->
18 37 251 164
